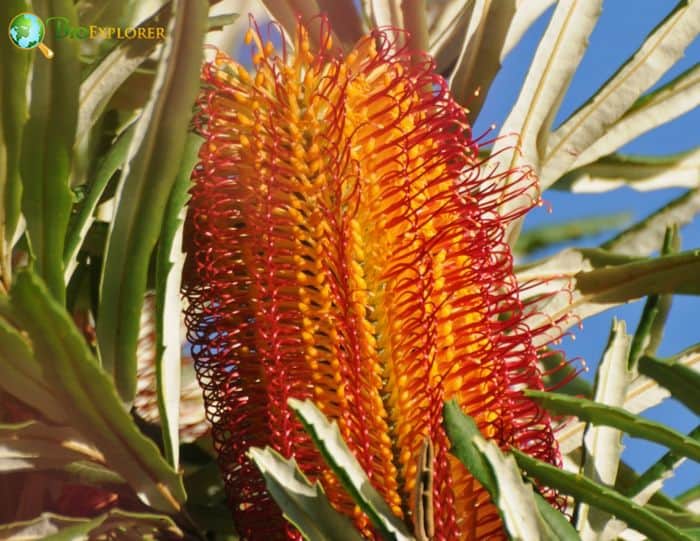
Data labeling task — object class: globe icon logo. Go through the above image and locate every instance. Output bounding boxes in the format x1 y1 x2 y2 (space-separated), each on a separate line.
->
8 13 53 58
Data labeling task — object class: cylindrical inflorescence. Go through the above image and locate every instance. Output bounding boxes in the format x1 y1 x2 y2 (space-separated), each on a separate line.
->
184 17 563 541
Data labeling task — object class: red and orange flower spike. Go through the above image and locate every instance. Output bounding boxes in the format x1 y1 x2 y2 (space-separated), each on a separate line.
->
184 17 563 541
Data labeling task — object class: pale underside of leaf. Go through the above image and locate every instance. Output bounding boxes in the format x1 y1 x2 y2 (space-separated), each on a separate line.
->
572 62 700 169
473 438 543 540
289 398 415 541
501 0 557 61
248 446 365 541
541 0 700 186
553 148 700 193
493 0 603 245
577 320 633 540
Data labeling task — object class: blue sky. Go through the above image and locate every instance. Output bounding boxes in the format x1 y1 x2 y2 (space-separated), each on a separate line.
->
474 0 699 496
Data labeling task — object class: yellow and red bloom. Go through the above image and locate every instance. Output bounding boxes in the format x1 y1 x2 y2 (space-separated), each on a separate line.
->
184 17 562 541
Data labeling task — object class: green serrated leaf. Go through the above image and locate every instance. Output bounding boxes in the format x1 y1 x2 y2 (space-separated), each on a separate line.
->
443 401 580 541
512 448 694 541
443 401 498 494
248 446 365 541
526 390 700 462
20 0 80 304
11 269 185 513
0 0 31 288
97 0 208 402
638 354 700 416
624 346 700 416
624 425 700 502
678 484 700 510
154 133 201 469
626 226 677 371
288 398 414 541
614 459 687 513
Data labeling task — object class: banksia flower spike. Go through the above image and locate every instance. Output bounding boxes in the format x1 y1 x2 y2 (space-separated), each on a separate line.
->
184 17 563 541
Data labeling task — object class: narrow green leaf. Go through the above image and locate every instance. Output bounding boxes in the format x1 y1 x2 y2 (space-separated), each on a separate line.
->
0 513 84 540
572 62 700 169
20 0 80 303
11 270 186 513
575 249 700 299
97 0 208 402
288 398 415 541
526 390 700 462
678 484 700 509
512 448 694 541
248 446 366 541
624 425 700 501
63 124 136 280
443 401 498 494
443 401 580 541
645 505 700 530
515 212 630 256
76 37 157 148
626 225 677 369
638 354 700 416
552 149 700 193
614 459 687 513
541 0 700 185
0 0 31 288
154 133 201 469
624 346 700 415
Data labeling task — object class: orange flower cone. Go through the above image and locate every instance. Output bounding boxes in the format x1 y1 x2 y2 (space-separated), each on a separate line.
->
184 17 563 541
